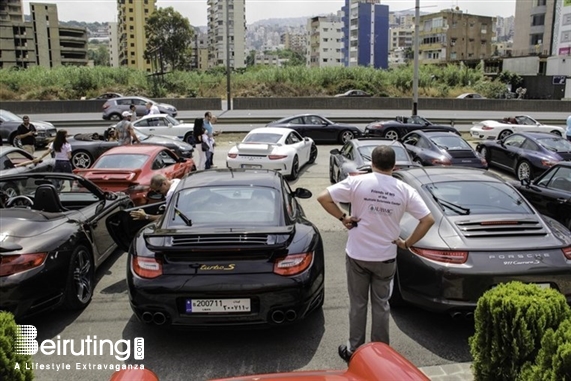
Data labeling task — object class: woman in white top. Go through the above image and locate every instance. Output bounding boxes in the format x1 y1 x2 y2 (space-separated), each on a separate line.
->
35 129 73 173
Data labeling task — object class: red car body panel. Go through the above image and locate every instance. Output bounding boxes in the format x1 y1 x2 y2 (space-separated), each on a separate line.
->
109 343 429 381
74 145 193 205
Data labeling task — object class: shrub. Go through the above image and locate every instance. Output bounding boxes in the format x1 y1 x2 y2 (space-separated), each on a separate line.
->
469 281 570 381
518 318 571 381
0 311 34 381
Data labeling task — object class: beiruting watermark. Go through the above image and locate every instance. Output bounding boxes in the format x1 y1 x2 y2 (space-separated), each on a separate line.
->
14 325 145 372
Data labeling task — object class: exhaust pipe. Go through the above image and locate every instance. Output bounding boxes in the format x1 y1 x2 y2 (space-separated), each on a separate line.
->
271 310 285 324
153 312 167 325
449 311 463 320
141 312 153 324
285 310 297 322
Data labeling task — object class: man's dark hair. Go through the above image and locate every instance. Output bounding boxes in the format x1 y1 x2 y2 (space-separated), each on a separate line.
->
204 111 211 118
371 146 396 171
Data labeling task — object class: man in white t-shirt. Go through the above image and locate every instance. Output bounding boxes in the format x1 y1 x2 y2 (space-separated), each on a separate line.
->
317 145 434 363
130 174 181 221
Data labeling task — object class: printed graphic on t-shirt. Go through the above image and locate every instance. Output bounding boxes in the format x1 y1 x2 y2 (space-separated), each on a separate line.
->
365 189 401 216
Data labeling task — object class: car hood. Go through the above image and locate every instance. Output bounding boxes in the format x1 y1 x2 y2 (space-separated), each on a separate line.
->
434 214 570 250
157 103 176 110
31 121 56 131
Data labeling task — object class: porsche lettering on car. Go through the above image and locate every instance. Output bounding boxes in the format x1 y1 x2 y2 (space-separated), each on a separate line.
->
226 127 317 180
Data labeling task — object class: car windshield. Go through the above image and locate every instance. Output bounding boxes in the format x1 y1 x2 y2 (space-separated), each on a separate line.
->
515 116 536 125
94 154 148 169
359 145 409 162
424 181 532 216
169 186 281 227
0 110 22 122
537 137 571 152
243 133 282 143
164 115 180 125
429 136 471 150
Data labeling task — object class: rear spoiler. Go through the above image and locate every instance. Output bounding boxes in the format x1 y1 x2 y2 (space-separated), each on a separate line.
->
73 168 142 181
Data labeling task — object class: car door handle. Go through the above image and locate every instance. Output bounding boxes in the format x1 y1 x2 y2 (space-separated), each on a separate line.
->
557 198 567 203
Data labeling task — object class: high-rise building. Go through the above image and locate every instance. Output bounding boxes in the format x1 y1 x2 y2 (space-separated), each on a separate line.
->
280 32 307 54
417 9 495 64
512 0 556 57
117 0 156 71
108 22 120 67
341 0 389 69
207 0 246 69
192 30 209 70
0 0 23 22
306 15 343 67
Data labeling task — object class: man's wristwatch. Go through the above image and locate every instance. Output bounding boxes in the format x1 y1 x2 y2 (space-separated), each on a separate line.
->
339 213 346 221
144 214 149 220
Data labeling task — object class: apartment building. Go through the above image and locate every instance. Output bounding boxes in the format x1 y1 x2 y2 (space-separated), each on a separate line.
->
389 27 413 51
192 31 209 70
417 9 495 64
0 0 22 22
306 15 343 68
341 0 389 69
108 22 119 67
0 2 87 69
117 0 156 71
280 32 307 54
207 0 246 69
513 0 556 57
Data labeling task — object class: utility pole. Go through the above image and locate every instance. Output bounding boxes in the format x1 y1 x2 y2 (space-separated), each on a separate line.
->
225 0 232 110
412 0 420 116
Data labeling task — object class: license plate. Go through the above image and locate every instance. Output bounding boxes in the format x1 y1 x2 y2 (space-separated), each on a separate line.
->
534 283 550 289
185 299 251 313
241 164 262 169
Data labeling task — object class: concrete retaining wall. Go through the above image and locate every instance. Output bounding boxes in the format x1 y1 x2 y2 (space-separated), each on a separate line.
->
233 97 570 112
2 98 223 114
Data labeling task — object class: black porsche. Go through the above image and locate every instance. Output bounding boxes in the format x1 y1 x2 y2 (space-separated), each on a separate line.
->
0 173 133 320
68 129 194 169
266 114 362 144
106 169 325 327
390 167 571 316
364 115 459 140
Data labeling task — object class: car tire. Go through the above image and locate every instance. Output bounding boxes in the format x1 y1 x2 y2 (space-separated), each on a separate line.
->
339 130 355 144
62 245 94 310
384 129 399 140
287 155 300 181
498 129 513 140
389 270 406 307
9 132 22 148
2 182 20 198
329 163 336 184
72 150 93 169
516 160 532 181
308 144 318 164
479 146 490 162
550 130 562 137
109 113 121 121
183 133 194 145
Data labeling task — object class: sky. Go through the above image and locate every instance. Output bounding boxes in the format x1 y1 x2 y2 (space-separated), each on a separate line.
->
22 0 516 26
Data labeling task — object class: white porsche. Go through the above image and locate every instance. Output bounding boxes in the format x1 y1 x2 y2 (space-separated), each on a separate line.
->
470 115 565 140
226 127 318 180
130 114 194 142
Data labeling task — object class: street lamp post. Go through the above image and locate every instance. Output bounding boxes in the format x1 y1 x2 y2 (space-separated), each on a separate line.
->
225 0 232 110
412 0 420 116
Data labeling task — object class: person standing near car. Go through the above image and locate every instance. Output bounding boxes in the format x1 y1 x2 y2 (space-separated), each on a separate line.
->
317 145 434 363
566 115 571 142
129 104 138 121
116 111 140 145
193 118 206 170
130 174 181 222
16 115 37 154
34 129 72 173
145 102 160 115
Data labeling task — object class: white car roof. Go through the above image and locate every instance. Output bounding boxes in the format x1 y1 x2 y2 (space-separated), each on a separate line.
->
250 127 295 136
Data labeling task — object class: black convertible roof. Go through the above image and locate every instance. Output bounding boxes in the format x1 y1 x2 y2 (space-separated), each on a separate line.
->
180 169 282 189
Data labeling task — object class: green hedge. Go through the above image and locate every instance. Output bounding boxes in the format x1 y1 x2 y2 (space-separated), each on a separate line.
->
469 281 570 381
0 312 34 381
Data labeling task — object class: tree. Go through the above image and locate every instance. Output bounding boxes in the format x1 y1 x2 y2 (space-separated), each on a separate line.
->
144 7 194 71
87 45 109 66
246 50 256 67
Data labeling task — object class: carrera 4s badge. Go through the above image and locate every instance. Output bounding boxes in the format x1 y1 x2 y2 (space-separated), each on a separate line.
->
199 264 236 271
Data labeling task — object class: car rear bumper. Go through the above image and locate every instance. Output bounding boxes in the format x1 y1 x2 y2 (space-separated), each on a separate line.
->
226 159 289 174
127 265 324 327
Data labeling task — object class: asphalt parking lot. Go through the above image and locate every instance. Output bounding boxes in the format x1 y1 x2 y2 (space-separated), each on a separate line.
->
20 137 516 381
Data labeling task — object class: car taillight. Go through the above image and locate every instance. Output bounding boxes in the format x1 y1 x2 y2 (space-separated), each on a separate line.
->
227 153 237 158
431 158 451 165
410 247 468 264
274 252 313 276
540 159 558 167
481 126 494 130
562 247 571 260
269 155 288 160
132 256 163 279
0 253 48 277
103 103 110 109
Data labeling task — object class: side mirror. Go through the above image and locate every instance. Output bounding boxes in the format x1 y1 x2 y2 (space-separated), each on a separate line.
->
293 187 312 199
304 137 310 142
330 148 340 155
167 123 173 128
520 178 531 187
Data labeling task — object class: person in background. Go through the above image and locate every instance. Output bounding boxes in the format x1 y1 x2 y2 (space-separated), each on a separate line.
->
130 174 181 221
16 115 37 155
146 102 160 115
566 115 571 142
193 118 206 170
130 104 138 121
116 111 140 145
202 127 213 170
317 145 434 363
34 129 73 173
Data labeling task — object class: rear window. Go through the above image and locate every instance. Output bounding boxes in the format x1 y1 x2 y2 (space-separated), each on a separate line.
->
358 145 409 162
537 137 571 152
243 133 282 143
94 154 148 169
424 181 533 216
429 136 471 150
169 186 281 226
